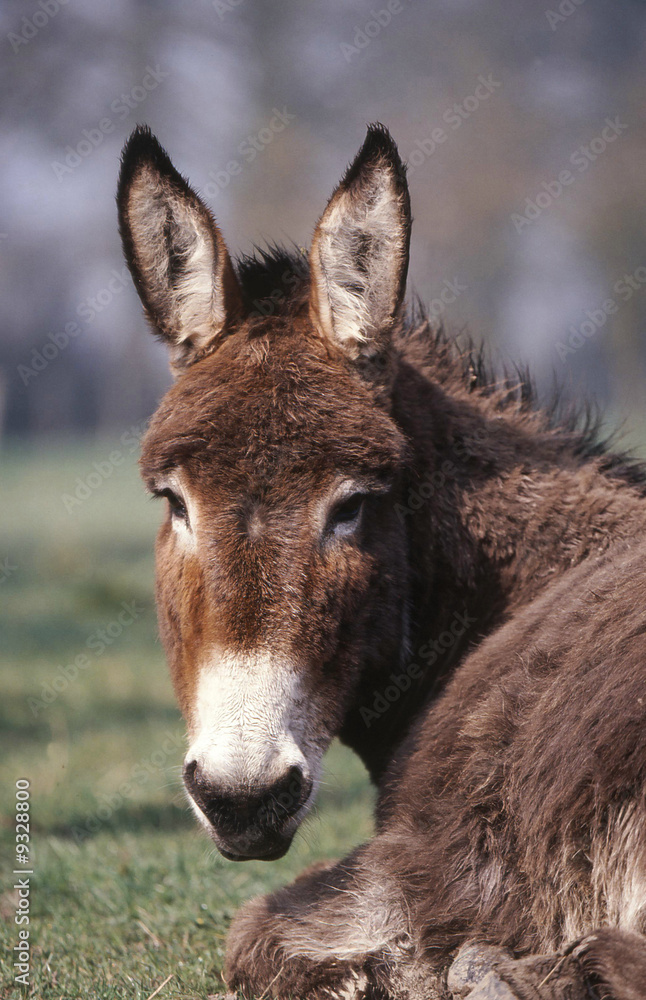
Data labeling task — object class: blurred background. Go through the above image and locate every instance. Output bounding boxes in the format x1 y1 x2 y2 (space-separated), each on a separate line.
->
1 3 646 997
2 0 646 437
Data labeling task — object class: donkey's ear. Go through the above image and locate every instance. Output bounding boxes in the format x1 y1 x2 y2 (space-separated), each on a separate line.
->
309 124 411 361
117 125 243 373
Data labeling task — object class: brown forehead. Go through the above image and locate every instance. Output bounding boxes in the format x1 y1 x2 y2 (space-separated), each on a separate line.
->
140 324 407 493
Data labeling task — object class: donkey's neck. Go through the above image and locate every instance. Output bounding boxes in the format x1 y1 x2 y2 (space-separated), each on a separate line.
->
340 333 646 781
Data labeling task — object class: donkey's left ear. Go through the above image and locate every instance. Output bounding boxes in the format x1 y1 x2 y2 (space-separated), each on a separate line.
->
309 124 411 361
117 125 243 374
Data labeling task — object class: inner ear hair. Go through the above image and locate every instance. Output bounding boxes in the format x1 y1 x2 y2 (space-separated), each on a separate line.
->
117 125 243 372
309 123 411 361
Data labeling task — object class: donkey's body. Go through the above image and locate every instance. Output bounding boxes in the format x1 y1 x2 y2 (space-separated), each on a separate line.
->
117 123 646 998
338 319 646 780
220 327 646 1000
228 537 646 999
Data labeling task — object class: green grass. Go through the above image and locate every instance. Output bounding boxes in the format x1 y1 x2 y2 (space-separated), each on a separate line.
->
0 441 375 1000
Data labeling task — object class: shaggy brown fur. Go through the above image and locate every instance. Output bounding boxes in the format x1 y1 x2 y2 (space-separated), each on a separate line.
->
117 123 646 998
227 540 646 998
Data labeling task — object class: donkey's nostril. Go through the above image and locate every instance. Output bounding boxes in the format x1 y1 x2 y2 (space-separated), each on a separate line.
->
182 759 199 793
183 761 311 835
269 765 310 820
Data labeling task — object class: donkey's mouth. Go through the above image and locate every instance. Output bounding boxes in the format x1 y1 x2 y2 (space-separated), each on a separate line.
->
205 820 298 862
184 763 316 861
190 805 299 860
217 838 292 863
205 781 315 861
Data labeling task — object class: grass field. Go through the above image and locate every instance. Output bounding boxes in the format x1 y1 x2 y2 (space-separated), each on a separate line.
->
0 441 375 1000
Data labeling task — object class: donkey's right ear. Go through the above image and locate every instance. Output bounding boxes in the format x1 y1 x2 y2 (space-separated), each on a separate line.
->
309 124 411 364
117 125 243 374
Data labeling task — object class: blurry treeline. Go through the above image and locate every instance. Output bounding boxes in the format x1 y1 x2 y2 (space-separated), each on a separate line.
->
1 0 646 439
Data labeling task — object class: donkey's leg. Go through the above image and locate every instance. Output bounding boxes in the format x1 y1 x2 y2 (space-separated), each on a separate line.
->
224 846 444 1000
224 851 646 999
447 930 646 1000
447 942 589 1000
572 929 646 1000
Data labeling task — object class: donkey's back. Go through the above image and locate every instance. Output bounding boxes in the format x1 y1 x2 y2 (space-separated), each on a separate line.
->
380 537 646 996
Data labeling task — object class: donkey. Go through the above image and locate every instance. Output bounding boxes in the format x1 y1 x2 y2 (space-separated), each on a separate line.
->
225 536 646 1000
117 123 646 997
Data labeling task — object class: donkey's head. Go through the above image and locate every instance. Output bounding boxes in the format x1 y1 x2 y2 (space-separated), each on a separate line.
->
118 124 412 860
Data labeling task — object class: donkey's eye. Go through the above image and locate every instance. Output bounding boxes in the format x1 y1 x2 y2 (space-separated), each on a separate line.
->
328 493 366 533
156 488 188 521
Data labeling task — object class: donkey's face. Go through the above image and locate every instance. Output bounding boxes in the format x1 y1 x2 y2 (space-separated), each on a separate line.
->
118 124 411 860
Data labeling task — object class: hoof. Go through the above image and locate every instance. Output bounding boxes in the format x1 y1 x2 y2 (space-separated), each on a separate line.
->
449 942 595 1000
447 942 515 998
461 972 519 1000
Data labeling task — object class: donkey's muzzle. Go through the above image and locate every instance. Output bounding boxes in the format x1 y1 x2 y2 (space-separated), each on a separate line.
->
183 760 311 860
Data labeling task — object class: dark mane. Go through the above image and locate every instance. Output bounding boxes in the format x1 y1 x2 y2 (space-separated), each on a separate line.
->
403 298 646 493
233 245 646 490
235 245 310 316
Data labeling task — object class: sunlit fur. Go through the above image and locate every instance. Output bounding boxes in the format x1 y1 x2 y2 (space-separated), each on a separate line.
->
119 123 646 998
